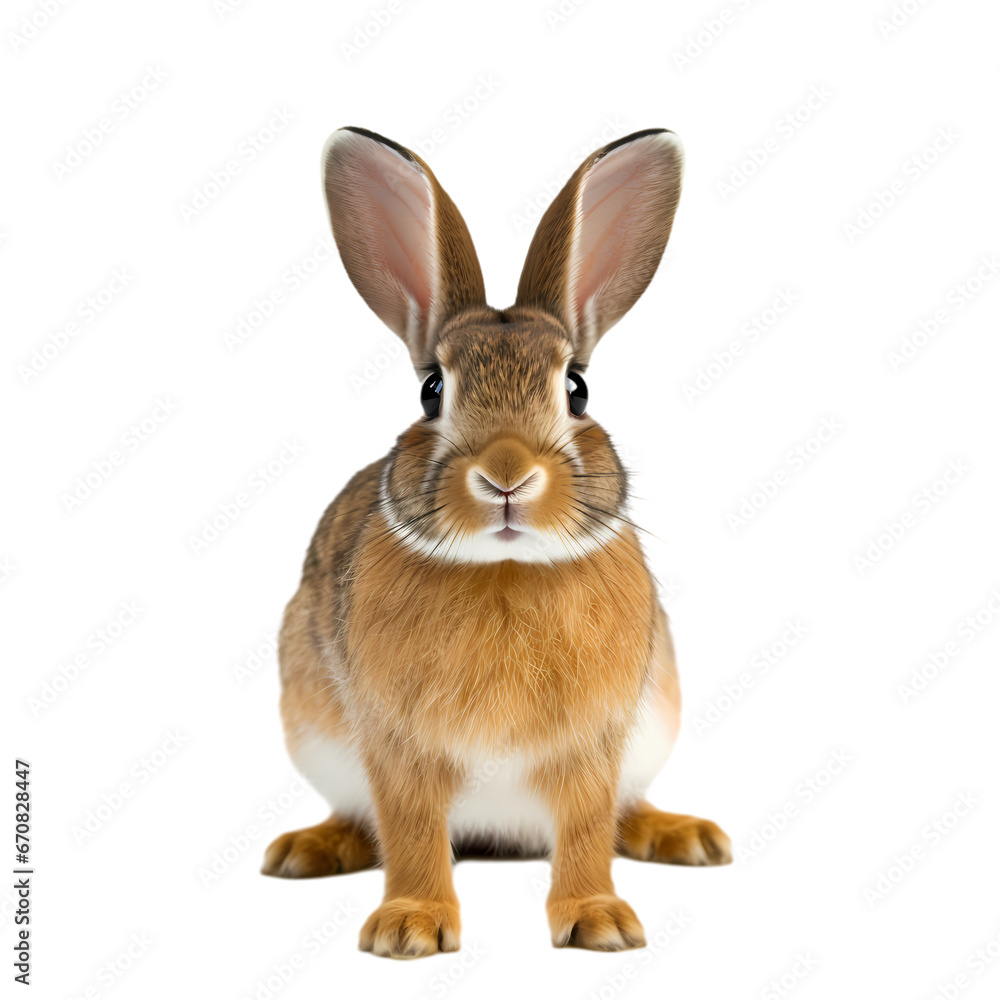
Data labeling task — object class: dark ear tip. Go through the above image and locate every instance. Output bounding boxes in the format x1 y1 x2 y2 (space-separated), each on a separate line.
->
335 126 418 164
598 128 681 160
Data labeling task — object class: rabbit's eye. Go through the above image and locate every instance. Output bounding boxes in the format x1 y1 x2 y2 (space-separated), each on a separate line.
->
566 371 588 417
421 370 443 419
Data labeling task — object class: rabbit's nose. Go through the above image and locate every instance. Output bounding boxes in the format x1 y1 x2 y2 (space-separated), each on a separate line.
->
472 469 543 502
467 436 547 504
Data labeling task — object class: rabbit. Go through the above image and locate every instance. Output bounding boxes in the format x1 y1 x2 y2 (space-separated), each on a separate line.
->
261 125 731 958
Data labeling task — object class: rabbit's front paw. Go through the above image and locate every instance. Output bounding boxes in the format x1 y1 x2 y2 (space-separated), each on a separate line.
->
548 894 645 951
359 897 460 958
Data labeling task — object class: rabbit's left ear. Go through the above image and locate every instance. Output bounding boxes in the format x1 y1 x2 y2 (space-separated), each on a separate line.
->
515 129 683 361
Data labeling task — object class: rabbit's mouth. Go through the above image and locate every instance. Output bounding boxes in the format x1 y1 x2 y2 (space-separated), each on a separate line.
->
467 459 545 540
490 503 526 541
493 525 523 542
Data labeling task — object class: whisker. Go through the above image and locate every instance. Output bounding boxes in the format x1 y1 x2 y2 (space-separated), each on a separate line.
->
366 504 446 548
430 428 472 461
569 504 633 547
361 508 448 576
390 445 450 469
573 499 650 536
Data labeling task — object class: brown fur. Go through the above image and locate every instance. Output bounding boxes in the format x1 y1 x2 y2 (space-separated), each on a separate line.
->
261 815 376 878
264 126 729 958
617 801 732 866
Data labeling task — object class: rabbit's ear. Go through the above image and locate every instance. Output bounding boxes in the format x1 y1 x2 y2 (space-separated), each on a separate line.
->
515 129 683 361
322 127 486 366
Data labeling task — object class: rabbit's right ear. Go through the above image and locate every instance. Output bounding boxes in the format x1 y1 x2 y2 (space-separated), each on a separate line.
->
322 127 487 367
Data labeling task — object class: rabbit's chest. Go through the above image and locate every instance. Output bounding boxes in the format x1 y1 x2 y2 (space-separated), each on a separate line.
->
344 534 655 748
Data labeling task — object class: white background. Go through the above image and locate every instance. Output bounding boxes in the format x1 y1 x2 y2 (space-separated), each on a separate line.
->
4 0 1000 997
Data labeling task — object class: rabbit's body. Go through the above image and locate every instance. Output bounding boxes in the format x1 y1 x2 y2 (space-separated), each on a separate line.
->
263 126 730 957
278 447 681 851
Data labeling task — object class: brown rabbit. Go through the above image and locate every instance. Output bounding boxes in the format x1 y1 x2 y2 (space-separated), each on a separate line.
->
261 126 731 958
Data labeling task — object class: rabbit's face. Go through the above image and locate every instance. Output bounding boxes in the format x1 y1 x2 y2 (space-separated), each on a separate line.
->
381 309 628 565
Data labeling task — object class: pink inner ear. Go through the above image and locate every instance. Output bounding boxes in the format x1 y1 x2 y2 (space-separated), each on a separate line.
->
361 155 433 314
334 134 437 334
571 141 670 334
